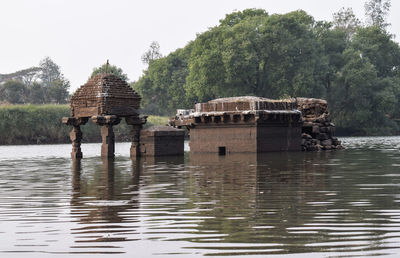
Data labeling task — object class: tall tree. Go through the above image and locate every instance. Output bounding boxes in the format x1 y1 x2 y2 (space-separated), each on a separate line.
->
185 10 325 101
133 46 191 115
0 80 28 104
141 41 162 65
29 82 46 104
364 0 391 29
0 67 41 86
38 57 70 103
39 57 63 88
333 7 361 39
330 26 400 135
49 79 70 104
316 23 348 100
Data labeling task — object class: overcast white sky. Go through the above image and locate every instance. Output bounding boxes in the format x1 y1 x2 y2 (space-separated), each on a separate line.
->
1 0 399 93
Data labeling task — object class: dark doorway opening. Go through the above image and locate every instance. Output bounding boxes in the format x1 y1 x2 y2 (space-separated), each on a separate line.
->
218 146 226 155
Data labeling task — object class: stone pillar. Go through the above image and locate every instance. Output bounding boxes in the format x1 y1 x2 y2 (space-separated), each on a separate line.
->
126 115 147 159
92 115 121 158
62 117 88 159
100 124 115 158
70 126 83 159
129 124 141 158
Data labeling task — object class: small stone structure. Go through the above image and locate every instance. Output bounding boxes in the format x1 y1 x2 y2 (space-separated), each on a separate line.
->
62 73 146 158
171 96 302 153
139 126 185 156
296 98 343 151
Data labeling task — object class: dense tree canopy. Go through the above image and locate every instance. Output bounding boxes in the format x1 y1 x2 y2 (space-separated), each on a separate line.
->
133 6 400 135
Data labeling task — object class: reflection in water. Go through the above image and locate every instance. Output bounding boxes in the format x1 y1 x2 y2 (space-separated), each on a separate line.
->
186 152 332 255
70 158 141 248
1 137 400 256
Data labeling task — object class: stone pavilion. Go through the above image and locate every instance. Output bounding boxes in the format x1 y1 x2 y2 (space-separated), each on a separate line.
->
62 73 146 158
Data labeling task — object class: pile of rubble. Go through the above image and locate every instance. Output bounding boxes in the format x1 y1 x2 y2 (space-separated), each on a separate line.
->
297 98 343 151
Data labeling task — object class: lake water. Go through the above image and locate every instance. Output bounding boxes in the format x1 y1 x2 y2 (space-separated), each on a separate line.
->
1 137 400 257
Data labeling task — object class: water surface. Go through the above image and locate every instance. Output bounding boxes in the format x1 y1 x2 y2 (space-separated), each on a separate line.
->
1 137 400 257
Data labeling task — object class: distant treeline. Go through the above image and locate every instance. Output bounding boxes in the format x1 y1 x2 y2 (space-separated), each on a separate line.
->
0 105 168 145
0 57 70 104
133 3 400 135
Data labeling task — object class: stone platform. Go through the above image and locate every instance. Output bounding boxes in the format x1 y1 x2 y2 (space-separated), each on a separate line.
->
170 96 302 154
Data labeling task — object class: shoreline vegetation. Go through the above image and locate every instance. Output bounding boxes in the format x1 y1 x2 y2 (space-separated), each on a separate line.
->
0 104 168 145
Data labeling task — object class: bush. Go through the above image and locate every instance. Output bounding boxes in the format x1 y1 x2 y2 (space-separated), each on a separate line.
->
0 104 169 145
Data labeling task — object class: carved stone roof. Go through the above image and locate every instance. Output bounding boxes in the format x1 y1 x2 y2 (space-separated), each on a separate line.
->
70 74 141 118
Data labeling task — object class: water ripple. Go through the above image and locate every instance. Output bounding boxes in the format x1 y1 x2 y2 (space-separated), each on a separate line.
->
1 138 400 256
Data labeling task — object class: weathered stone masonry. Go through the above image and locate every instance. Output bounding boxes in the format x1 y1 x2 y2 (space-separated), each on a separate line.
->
171 96 343 153
171 96 302 153
63 73 146 158
297 98 343 151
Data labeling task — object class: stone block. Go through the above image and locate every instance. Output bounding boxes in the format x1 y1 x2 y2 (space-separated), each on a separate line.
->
321 139 332 146
140 126 185 156
312 125 320 134
317 133 328 141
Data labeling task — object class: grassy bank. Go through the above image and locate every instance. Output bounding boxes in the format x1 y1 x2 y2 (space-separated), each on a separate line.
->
0 104 169 145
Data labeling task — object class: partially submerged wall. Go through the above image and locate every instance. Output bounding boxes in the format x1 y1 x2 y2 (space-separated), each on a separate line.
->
171 96 343 153
140 126 185 156
172 96 302 153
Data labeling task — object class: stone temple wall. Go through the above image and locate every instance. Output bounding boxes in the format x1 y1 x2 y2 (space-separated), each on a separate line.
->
172 96 302 153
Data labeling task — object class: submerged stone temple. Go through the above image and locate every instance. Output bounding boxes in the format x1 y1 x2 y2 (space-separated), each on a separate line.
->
170 96 302 154
62 73 147 158
63 70 341 158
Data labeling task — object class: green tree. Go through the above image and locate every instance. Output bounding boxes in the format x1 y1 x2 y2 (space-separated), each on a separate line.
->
0 80 28 104
261 10 325 98
49 79 70 103
185 10 326 101
330 26 400 135
91 63 129 81
316 24 348 101
39 57 63 88
351 26 400 77
133 46 191 115
0 67 41 86
333 7 361 39
29 82 46 104
39 57 70 103
134 7 400 136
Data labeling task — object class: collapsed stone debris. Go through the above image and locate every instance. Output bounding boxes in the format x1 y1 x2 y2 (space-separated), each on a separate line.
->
296 98 343 151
